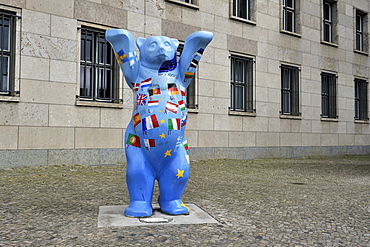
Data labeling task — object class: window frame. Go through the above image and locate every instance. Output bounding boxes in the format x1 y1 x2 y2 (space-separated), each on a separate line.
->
354 78 369 121
177 43 198 110
229 53 255 113
280 64 300 116
281 0 301 37
77 24 122 106
323 1 333 43
354 9 369 54
321 72 337 119
165 0 199 10
0 8 20 101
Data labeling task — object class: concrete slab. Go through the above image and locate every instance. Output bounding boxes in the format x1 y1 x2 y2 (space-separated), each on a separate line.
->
98 204 218 227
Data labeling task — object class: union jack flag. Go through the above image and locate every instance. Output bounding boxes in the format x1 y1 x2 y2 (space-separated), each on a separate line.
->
136 93 148 106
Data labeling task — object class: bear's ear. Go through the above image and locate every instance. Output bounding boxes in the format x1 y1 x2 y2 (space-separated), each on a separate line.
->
171 38 179 50
136 37 146 50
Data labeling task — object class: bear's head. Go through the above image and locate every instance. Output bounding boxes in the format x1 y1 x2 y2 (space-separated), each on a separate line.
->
136 36 179 70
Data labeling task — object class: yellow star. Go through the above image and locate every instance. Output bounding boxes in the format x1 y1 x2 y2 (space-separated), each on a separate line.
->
159 98 163 100
158 110 163 113
160 119 165 124
159 133 166 139
164 149 172 157
176 169 184 178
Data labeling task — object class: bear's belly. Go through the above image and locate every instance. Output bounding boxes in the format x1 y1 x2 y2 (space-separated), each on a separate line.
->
125 76 188 165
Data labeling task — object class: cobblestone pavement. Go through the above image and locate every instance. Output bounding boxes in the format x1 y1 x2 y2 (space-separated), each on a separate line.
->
1 155 369 246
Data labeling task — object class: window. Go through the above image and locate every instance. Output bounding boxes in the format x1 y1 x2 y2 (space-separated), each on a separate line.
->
0 10 18 96
323 1 333 42
354 79 368 121
321 72 337 118
230 55 254 112
177 44 197 109
282 0 296 32
233 0 251 20
179 0 193 3
79 26 120 103
281 65 300 116
355 10 367 52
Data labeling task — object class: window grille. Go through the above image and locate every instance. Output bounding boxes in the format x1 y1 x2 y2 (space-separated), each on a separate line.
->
321 73 337 118
233 0 251 20
355 79 368 120
79 27 120 103
230 55 254 112
179 0 193 4
283 0 296 32
281 65 300 116
0 11 18 95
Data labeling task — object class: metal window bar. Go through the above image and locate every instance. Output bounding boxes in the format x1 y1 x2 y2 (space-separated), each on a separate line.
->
356 13 364 51
323 1 332 42
321 73 337 118
177 44 197 109
179 0 193 4
79 27 121 103
281 65 300 116
355 79 369 120
230 55 254 112
283 0 296 32
0 11 18 95
233 0 250 20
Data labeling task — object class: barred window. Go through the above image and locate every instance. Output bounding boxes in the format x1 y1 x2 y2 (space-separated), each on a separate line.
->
0 11 17 96
179 0 193 4
321 73 337 118
283 0 296 32
281 65 300 116
79 27 120 103
230 55 254 112
354 79 368 120
233 0 251 20
177 44 197 109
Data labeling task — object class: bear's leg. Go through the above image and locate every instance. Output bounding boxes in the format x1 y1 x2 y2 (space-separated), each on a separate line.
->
124 146 155 217
157 146 190 215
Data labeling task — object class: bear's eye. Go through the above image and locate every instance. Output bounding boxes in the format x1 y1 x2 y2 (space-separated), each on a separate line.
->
164 41 170 47
149 41 158 48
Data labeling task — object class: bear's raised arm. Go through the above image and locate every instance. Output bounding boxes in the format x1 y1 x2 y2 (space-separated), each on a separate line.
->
179 31 214 88
106 29 140 88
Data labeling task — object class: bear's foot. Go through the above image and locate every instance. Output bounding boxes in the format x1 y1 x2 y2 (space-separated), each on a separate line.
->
124 201 153 217
159 200 190 215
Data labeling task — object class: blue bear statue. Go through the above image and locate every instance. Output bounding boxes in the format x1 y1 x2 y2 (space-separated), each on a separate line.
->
106 29 213 217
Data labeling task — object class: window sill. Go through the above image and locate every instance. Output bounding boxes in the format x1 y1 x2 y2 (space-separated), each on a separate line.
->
354 49 369 56
354 119 369 124
76 100 123 109
320 40 338 48
280 30 302 38
321 117 338 122
0 95 20 103
229 16 256 26
165 0 199 10
280 114 302 120
229 110 256 117
188 108 199 114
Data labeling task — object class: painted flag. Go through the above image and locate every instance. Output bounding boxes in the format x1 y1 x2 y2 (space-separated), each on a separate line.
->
136 93 147 106
159 53 177 73
180 85 186 96
183 140 189 150
178 100 186 111
133 112 141 128
195 48 204 57
116 49 129 65
126 133 141 148
142 114 160 131
185 72 194 80
189 58 199 69
181 114 187 127
166 101 178 114
148 100 159 107
185 154 190 164
168 118 181 130
168 83 179 95
149 87 161 96
144 139 156 150
141 78 152 88
131 82 140 92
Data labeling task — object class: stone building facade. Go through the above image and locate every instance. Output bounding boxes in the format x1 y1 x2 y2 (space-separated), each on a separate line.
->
0 0 369 167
